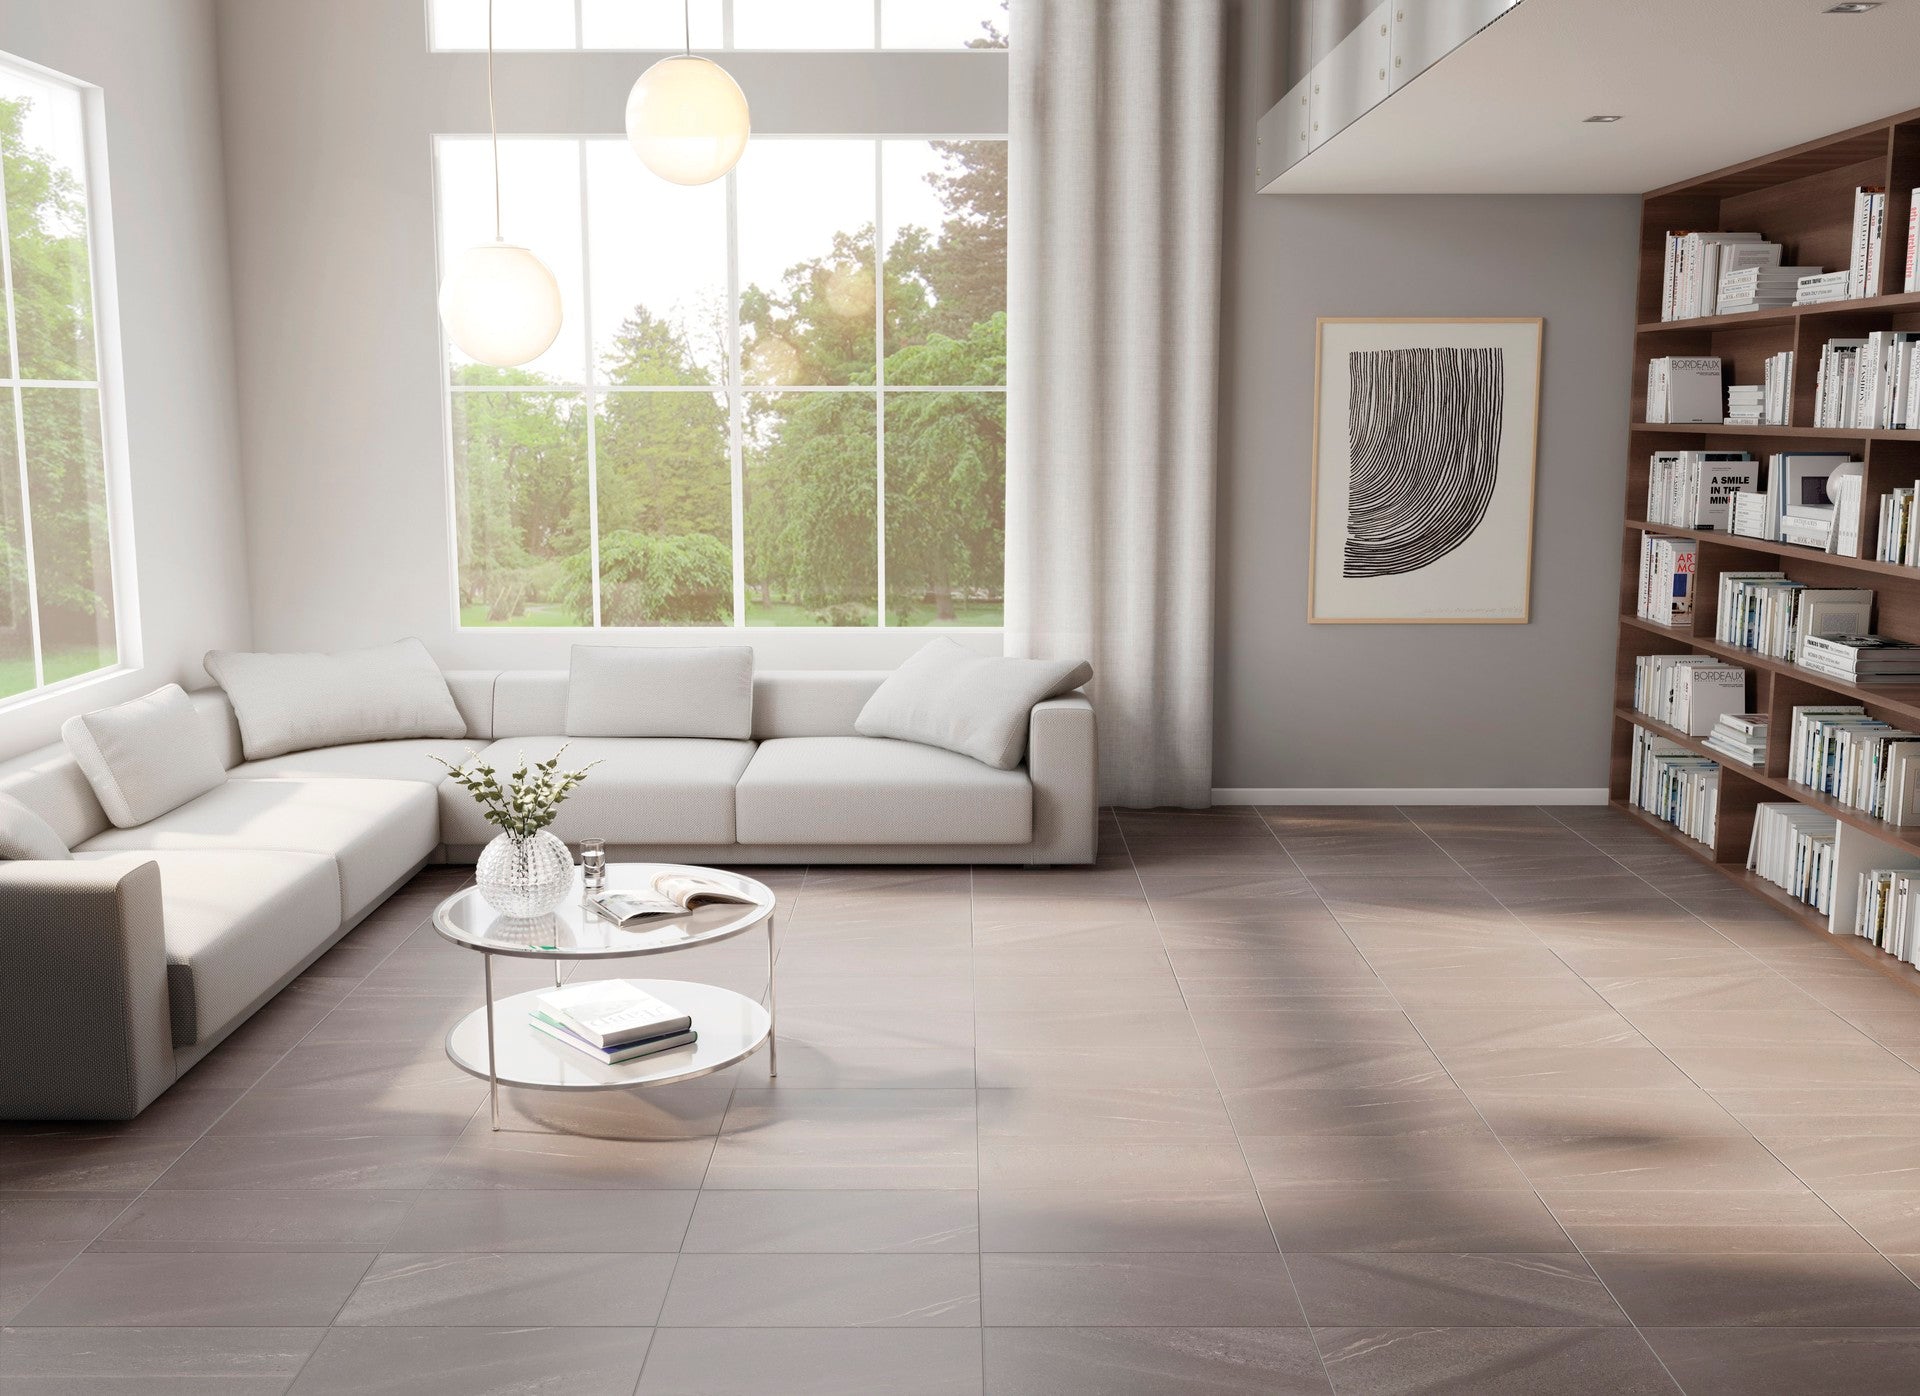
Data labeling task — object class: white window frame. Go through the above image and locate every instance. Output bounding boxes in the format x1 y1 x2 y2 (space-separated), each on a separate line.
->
0 51 139 712
426 0 1008 52
433 130 1006 634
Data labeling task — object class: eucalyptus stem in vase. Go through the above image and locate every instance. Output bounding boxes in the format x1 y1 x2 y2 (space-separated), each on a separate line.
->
433 746 601 916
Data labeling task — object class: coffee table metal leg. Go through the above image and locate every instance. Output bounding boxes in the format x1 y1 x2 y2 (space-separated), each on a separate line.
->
766 915 778 1077
483 951 500 1130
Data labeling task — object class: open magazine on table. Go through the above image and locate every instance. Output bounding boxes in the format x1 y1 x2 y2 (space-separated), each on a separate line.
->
585 871 758 927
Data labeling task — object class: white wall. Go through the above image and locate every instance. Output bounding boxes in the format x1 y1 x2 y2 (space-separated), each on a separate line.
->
0 0 252 758
214 0 1007 670
1213 0 1638 798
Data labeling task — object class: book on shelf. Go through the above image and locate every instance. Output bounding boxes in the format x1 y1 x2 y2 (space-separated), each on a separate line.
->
1645 450 1756 529
1715 573 1871 658
1637 534 1697 625
527 980 699 1063
1787 701 1920 824
1854 859 1920 964
1645 356 1724 423
1828 473 1865 558
1906 189 1920 294
1704 712 1768 767
1762 350 1793 426
1796 633 1920 682
1850 187 1888 298
1660 231 1766 320
1748 800 1840 913
1815 332 1920 430
1715 259 1815 314
1729 490 1772 541
1875 481 1920 566
584 871 758 926
1629 724 1720 844
1796 270 1853 305
1632 654 1746 736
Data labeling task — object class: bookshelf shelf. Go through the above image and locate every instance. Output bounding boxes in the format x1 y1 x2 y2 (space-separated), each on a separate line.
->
1616 106 1920 993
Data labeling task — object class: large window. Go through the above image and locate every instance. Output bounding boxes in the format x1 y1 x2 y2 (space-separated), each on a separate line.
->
437 135 1006 629
0 59 123 701
428 0 1009 51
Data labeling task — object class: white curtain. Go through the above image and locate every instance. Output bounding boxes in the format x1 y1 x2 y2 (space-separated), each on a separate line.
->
1005 0 1225 810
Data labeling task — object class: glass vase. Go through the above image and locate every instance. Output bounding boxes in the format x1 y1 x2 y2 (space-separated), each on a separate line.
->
475 829 574 917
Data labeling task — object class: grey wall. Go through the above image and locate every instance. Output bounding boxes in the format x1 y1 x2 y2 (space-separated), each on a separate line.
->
0 0 252 759
1214 0 1638 794
214 0 1007 672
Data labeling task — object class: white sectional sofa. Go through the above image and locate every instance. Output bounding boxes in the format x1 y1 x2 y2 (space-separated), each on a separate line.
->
0 667 1096 1120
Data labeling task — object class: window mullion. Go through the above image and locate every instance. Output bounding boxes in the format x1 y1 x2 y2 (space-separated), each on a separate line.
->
873 137 886 627
726 164 745 629
0 136 46 690
577 138 603 628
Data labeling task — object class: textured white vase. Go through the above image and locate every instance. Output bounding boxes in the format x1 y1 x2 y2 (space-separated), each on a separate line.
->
476 829 574 917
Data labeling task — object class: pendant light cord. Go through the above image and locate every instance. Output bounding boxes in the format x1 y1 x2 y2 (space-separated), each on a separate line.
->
487 0 502 241
684 0 692 54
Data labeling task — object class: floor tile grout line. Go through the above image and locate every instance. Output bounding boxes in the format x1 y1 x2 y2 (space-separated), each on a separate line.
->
1124 806 1341 1394
1282 805 1690 1395
970 856 986 1392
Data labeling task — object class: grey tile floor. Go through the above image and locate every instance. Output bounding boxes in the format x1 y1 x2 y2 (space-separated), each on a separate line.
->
6 804 1920 1392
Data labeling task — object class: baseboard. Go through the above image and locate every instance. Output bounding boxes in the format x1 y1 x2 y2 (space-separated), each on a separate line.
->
1211 787 1610 806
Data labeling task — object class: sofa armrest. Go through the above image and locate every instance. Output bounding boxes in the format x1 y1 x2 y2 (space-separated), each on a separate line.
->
1026 692 1098 864
0 857 175 1120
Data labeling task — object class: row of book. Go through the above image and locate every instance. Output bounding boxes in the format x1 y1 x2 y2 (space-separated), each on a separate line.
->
1656 186 1920 325
1714 571 1871 659
1749 801 1837 914
1632 652 1747 736
1874 484 1920 565
1727 453 1863 555
1728 351 1794 427
1854 865 1920 965
1788 701 1920 826
1810 331 1920 431
1628 724 1720 845
1636 535 1697 626
1645 451 1756 529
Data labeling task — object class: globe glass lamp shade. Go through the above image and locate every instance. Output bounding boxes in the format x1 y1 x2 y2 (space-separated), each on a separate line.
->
438 241 564 368
625 54 750 186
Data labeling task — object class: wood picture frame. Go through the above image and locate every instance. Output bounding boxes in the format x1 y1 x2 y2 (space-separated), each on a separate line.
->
1308 316 1544 624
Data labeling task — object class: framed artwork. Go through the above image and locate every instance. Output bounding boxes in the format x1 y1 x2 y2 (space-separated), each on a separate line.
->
1308 316 1543 624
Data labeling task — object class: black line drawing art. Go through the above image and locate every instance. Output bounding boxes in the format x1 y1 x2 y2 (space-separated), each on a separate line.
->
1342 346 1504 578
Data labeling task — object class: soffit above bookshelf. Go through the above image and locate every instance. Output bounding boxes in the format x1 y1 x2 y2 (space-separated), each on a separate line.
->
1259 0 1920 195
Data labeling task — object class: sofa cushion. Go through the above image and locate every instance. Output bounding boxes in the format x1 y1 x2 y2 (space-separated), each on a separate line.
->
441 737 755 847
0 792 70 860
566 645 754 739
77 849 338 1046
751 671 887 738
77 777 438 920
231 739 481 784
62 684 229 828
205 637 466 760
736 736 1031 845
855 638 1093 770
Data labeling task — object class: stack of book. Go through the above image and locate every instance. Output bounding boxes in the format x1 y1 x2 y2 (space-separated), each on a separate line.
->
1633 653 1747 736
1645 450 1757 528
1748 800 1840 913
1797 633 1920 685
1661 231 1772 320
528 980 697 1064
1716 572 1872 659
1730 490 1772 540
1637 535 1698 626
1760 350 1794 426
1629 724 1720 844
1787 701 1920 825
1725 386 1765 426
1718 263 1818 315
1705 712 1768 767
1849 186 1888 298
1796 270 1852 306
1645 356 1724 423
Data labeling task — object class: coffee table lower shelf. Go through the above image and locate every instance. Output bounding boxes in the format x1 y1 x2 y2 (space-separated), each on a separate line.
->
445 978 772 1092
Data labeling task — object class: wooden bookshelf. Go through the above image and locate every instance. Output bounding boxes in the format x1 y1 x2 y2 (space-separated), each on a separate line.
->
1614 105 1920 990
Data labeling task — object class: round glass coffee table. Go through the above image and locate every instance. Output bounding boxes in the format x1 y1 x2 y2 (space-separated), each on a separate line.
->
432 862 777 1130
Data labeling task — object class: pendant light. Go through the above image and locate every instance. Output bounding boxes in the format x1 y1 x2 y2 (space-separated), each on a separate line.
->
625 0 750 186
438 0 564 367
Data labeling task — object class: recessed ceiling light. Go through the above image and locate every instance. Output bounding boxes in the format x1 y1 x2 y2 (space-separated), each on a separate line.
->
1825 3 1882 13
1584 114 1625 123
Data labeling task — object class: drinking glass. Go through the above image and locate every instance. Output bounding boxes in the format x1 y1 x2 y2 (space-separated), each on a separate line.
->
579 838 607 891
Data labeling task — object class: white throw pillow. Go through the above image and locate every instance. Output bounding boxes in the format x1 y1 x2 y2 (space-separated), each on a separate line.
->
61 684 228 829
855 638 1092 770
0 791 71 860
565 645 754 739
205 637 466 760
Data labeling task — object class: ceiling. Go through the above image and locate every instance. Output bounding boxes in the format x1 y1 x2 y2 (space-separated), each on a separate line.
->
1262 0 1920 194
